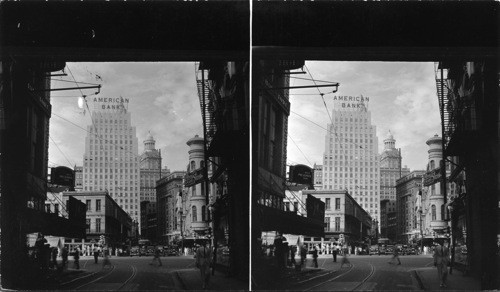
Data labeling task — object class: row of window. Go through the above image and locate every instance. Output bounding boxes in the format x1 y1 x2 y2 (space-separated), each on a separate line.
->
86 218 101 233
324 216 341 231
86 199 102 212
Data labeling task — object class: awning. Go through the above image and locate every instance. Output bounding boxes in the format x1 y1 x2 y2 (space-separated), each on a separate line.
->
253 205 324 238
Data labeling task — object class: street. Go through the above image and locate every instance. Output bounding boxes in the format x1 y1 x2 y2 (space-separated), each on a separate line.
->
58 255 194 290
256 254 436 291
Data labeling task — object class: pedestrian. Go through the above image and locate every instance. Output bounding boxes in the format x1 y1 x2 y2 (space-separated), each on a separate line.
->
51 247 58 270
73 248 80 269
61 246 69 270
150 246 163 266
93 247 99 264
300 245 307 266
332 244 338 262
433 239 450 288
273 232 285 270
102 249 112 269
195 241 213 290
312 246 319 268
388 247 401 265
339 247 351 270
290 245 297 266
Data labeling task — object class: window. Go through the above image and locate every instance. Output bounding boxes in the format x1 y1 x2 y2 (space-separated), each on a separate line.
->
96 199 101 212
54 204 59 215
96 218 101 233
45 204 51 213
190 161 196 171
441 204 445 221
86 200 91 211
192 206 197 222
294 202 299 212
86 219 91 233
325 198 331 210
335 217 341 231
431 205 436 221
325 217 330 231
285 202 290 211
335 198 341 210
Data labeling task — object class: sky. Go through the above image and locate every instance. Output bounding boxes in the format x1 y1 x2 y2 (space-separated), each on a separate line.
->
49 61 442 174
49 62 203 172
286 61 442 172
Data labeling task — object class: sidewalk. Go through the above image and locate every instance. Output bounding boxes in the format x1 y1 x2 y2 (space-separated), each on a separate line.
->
174 268 249 291
413 266 481 291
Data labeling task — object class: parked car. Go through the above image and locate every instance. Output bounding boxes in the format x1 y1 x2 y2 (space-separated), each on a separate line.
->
166 248 180 256
130 246 140 256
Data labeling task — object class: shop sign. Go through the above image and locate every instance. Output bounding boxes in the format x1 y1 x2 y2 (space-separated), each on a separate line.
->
306 194 325 222
68 196 86 226
184 167 206 187
423 167 441 186
51 166 74 187
289 164 313 185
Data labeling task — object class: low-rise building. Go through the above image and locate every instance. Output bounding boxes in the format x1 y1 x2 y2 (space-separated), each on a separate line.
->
53 191 132 254
301 189 372 254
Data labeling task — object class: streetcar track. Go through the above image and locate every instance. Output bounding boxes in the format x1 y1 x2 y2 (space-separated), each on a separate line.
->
73 264 116 290
351 261 375 291
117 264 137 290
304 262 355 291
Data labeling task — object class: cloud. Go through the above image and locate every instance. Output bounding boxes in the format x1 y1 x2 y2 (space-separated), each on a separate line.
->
287 61 441 172
49 62 203 172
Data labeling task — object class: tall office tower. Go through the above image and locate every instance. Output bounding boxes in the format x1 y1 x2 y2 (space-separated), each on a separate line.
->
322 95 380 222
379 131 410 238
82 97 140 228
139 132 164 203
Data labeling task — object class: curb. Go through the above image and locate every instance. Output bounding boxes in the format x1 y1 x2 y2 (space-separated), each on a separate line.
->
173 271 187 290
412 270 426 291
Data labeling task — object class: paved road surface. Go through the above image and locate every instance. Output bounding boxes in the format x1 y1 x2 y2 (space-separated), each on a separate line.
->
280 255 433 291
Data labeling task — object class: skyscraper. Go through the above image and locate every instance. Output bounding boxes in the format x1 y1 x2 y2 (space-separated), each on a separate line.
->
322 95 380 222
379 131 410 238
82 97 140 227
139 131 165 203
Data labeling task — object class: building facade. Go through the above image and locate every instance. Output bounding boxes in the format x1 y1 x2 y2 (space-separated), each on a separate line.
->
51 191 132 254
420 135 448 241
140 200 157 243
74 166 83 191
81 100 141 228
313 163 323 189
184 135 210 238
396 170 425 244
301 190 372 253
322 96 380 222
156 171 185 245
139 132 166 203
379 131 409 239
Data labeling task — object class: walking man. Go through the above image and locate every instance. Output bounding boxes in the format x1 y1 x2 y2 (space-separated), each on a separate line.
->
332 244 338 262
195 241 213 290
150 247 163 266
73 248 80 269
388 247 401 265
434 239 450 288
312 246 319 268
93 247 99 264
339 247 351 270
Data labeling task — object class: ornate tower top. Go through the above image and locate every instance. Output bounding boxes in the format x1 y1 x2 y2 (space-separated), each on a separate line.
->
144 131 156 151
383 130 396 150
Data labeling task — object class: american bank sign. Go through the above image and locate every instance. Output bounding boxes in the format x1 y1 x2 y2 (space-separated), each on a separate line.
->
333 95 369 109
93 97 129 110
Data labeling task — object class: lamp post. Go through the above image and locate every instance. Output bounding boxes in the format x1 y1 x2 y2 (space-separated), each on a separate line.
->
419 209 423 254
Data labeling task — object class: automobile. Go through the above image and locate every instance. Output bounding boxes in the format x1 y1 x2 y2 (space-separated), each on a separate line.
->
406 248 417 255
146 246 155 256
166 248 180 256
369 247 379 255
130 246 140 256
